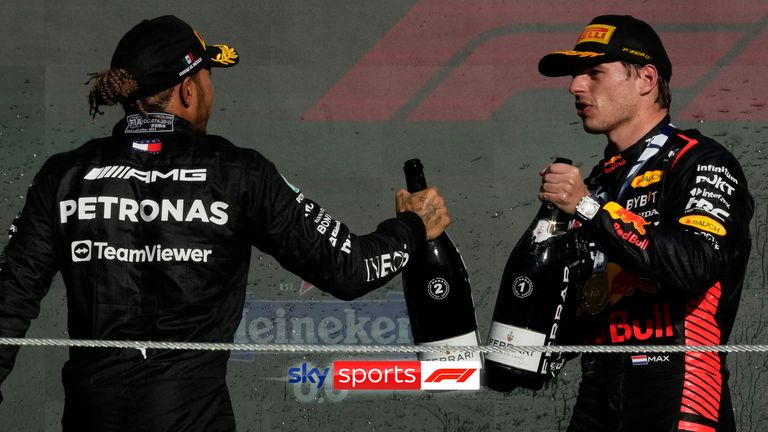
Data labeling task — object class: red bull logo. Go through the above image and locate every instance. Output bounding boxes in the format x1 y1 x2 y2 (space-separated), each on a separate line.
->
603 156 626 174
604 202 650 235
607 263 657 305
612 223 650 250
609 304 674 343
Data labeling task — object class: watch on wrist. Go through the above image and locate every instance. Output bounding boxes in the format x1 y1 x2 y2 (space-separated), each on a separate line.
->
576 194 601 221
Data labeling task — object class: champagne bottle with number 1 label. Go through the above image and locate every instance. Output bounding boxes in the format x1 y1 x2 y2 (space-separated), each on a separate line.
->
401 159 481 365
484 157 590 391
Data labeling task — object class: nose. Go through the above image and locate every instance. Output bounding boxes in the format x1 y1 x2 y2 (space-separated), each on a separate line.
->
569 74 587 96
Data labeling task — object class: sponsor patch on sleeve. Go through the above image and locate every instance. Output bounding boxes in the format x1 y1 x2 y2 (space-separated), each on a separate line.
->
678 215 726 236
604 201 649 235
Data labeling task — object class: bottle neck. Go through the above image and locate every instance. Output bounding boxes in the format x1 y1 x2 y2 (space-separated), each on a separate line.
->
533 202 561 222
530 202 568 239
406 175 427 193
404 159 428 193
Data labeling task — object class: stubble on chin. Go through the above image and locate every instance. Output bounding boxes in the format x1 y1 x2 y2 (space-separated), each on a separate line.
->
579 118 604 135
582 124 604 135
579 110 615 135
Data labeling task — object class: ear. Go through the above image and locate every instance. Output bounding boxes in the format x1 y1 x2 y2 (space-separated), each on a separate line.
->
637 64 659 97
178 76 196 108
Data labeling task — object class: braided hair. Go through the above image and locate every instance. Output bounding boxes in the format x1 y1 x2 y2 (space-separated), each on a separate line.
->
86 69 173 119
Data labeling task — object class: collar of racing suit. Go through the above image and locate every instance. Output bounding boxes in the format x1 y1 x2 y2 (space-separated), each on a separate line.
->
111 112 194 137
601 114 672 163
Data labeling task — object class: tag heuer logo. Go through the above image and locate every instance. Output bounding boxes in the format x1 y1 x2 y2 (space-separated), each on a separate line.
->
71 240 92 262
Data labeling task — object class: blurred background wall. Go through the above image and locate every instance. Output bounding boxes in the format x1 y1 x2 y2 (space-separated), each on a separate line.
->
1 1 766 430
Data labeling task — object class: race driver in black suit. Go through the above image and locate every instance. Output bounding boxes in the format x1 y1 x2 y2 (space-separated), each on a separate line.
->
0 15 450 432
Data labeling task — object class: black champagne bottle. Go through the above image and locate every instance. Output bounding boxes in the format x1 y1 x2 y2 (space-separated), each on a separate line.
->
484 157 586 391
401 159 481 363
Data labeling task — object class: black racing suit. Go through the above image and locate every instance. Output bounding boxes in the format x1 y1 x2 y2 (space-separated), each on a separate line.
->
0 113 426 431
567 117 753 432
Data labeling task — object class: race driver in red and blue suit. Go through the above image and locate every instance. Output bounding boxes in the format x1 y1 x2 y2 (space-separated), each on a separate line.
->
536 15 753 432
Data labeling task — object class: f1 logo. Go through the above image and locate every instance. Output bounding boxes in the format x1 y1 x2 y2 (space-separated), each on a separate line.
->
304 0 768 121
424 368 476 383
421 361 480 390
71 240 92 262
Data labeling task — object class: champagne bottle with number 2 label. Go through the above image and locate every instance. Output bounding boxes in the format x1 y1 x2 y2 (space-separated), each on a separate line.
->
402 159 481 365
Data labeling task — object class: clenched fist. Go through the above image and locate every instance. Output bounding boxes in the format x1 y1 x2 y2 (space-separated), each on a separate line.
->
539 161 590 215
395 187 451 241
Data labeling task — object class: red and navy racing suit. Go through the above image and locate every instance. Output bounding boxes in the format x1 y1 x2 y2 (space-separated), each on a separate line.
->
0 113 426 431
567 117 753 432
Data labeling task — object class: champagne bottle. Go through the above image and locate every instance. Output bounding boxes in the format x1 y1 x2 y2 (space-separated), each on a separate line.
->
484 157 589 391
402 159 481 364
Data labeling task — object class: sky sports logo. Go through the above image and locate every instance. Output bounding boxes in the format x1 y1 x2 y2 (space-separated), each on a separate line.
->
288 360 480 391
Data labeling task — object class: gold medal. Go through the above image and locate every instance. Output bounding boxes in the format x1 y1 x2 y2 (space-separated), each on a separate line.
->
580 272 610 315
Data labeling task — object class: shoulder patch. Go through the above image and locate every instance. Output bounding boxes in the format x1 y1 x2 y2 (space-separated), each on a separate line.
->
671 133 699 169
678 215 726 236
